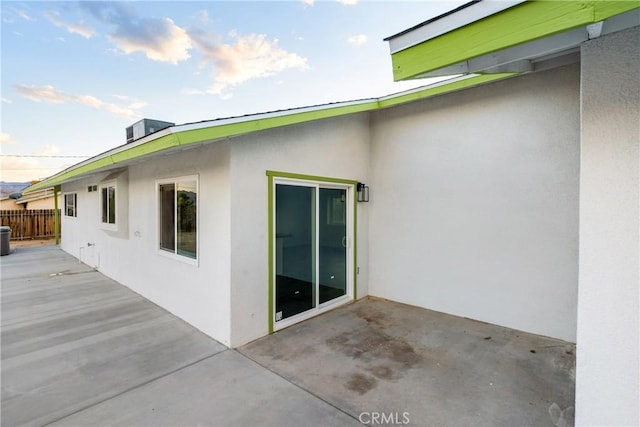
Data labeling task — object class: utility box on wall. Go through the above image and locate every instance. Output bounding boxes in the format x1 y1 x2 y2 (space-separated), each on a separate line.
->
126 119 174 144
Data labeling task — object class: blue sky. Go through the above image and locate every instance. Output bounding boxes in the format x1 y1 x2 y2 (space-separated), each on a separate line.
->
1 1 465 182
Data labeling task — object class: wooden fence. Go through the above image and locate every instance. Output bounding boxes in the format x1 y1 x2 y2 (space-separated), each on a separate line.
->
0 209 59 240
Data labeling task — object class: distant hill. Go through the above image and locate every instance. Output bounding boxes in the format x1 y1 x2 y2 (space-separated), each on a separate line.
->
0 182 30 199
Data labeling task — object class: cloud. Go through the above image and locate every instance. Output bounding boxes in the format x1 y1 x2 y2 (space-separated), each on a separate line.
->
1 133 17 145
45 11 95 38
1 97 12 104
347 34 367 46
15 84 144 120
3 6 36 23
14 84 68 103
112 94 148 110
34 145 61 156
337 0 358 5
301 0 315 5
188 30 307 96
0 155 67 182
80 2 191 64
16 10 34 21
74 95 140 119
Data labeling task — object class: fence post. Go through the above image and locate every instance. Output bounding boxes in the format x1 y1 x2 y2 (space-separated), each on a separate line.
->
54 185 61 245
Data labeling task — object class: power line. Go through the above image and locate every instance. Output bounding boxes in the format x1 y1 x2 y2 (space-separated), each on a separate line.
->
0 154 90 158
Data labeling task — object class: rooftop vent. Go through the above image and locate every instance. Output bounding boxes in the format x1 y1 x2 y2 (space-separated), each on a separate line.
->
126 119 174 143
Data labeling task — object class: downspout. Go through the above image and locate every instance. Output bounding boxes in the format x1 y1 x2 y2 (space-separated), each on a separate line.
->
54 185 61 245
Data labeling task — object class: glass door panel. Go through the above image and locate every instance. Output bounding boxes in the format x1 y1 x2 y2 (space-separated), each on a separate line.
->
319 188 347 304
275 184 316 321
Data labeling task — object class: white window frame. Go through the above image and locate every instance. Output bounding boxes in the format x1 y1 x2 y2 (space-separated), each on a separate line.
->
99 180 117 230
156 174 199 266
64 193 77 218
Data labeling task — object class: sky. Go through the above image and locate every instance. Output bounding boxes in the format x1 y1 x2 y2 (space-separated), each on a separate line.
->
1 0 466 182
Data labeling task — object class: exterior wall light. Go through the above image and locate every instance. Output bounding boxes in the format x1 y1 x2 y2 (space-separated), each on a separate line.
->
357 182 369 203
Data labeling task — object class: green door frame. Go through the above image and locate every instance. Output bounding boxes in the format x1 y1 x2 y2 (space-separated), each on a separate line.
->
266 170 359 333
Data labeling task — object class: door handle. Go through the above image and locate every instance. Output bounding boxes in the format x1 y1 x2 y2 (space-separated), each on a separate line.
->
342 236 347 248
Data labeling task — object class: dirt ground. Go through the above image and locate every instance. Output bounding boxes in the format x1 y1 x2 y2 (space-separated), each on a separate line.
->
10 239 56 248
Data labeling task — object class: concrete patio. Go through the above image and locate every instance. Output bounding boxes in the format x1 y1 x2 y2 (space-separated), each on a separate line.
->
1 246 575 426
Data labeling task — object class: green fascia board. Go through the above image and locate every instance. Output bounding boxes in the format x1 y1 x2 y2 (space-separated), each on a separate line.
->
391 1 640 81
174 102 377 146
24 73 517 195
378 73 516 108
266 170 359 186
111 133 180 163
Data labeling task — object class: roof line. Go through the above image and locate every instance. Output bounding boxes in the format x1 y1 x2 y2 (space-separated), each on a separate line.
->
384 1 479 41
23 73 516 194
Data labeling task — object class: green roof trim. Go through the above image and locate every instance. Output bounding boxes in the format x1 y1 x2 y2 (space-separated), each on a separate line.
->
174 101 378 146
24 73 515 194
378 73 516 108
391 1 640 81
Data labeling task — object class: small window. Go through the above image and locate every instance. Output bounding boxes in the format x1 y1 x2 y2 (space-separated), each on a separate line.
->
100 183 116 226
64 193 77 217
158 177 197 260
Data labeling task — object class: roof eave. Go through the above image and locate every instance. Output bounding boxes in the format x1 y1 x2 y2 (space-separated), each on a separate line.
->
24 72 523 194
388 1 640 81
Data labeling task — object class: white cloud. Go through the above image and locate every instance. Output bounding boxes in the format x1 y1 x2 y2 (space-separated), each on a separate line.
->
80 2 191 64
4 6 35 23
74 95 140 120
0 145 64 182
347 34 367 46
189 30 308 96
15 84 145 120
34 145 61 156
16 10 34 21
337 0 358 5
0 156 66 182
112 94 148 110
0 133 16 145
109 17 192 63
14 84 68 103
195 10 211 25
1 97 12 104
301 0 315 6
45 11 95 39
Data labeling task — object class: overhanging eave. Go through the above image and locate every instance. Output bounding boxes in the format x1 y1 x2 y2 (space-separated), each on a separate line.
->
389 1 640 81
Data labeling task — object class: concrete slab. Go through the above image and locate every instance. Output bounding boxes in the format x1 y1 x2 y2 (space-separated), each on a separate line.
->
2 246 575 426
240 297 576 427
50 350 359 427
1 246 361 426
1 246 225 426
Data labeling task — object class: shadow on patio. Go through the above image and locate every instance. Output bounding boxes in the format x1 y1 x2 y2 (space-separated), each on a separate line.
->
2 246 574 426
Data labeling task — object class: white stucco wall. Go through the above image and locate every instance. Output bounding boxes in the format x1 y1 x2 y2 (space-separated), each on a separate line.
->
369 64 580 342
576 26 640 426
228 114 371 347
61 143 232 345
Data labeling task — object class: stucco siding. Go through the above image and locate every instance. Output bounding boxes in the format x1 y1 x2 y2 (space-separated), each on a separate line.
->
576 26 640 426
369 64 580 342
228 114 371 347
61 143 232 345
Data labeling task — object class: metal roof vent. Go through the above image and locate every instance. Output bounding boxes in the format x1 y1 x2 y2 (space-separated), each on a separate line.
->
126 119 174 143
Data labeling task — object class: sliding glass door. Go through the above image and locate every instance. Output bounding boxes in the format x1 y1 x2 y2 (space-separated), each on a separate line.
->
274 180 352 326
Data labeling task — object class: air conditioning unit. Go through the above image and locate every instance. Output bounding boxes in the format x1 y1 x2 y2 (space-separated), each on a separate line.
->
126 119 174 143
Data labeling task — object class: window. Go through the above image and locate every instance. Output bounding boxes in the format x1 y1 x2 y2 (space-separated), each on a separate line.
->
159 177 197 260
100 183 116 226
64 193 77 217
